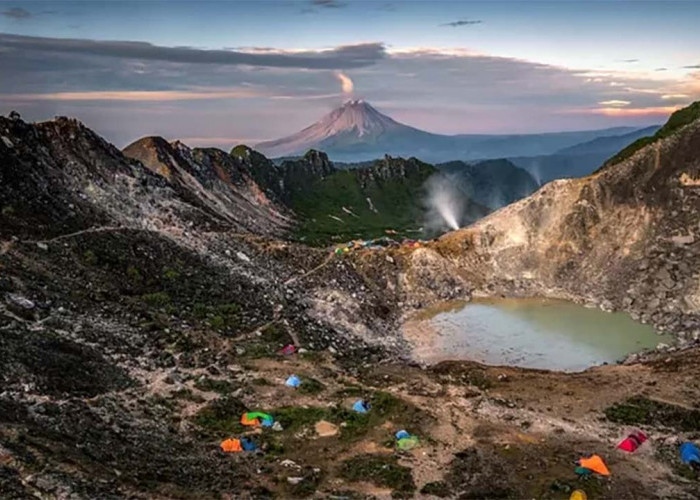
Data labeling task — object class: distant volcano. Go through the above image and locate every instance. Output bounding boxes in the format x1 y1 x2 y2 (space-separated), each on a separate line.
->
255 100 647 163
255 99 441 160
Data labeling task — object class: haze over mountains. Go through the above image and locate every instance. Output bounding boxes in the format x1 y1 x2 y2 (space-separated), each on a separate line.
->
256 99 657 165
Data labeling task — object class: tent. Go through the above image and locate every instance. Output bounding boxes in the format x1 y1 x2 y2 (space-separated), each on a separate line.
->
395 430 410 440
240 437 258 452
570 490 587 500
352 400 370 413
285 375 301 388
241 412 275 427
220 438 242 453
397 435 419 450
617 430 648 452
281 344 296 355
680 442 700 468
577 455 610 476
574 466 592 477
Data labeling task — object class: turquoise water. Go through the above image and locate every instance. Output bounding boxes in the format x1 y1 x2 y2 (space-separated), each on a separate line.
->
427 297 673 372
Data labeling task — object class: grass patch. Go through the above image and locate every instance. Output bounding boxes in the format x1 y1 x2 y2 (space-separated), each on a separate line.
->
420 481 450 497
604 396 700 431
163 267 180 280
82 249 98 265
193 377 235 394
286 156 434 246
190 302 241 330
339 454 415 497
298 376 325 395
141 291 170 308
273 406 328 433
194 396 247 436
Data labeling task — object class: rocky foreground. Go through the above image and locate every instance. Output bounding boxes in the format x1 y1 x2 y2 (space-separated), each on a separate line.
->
1 105 700 499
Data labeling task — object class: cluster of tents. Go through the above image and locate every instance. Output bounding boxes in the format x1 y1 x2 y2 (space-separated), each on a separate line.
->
219 411 282 453
395 429 419 450
567 432 700 499
333 236 427 256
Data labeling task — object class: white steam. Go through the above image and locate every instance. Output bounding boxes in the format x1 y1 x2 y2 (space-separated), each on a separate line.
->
424 174 464 232
335 72 354 94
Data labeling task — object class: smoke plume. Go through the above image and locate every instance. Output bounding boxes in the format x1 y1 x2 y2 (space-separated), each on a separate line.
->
423 173 464 233
335 71 354 94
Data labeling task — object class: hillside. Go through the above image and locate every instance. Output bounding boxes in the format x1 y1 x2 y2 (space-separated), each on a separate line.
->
284 154 492 245
437 159 539 209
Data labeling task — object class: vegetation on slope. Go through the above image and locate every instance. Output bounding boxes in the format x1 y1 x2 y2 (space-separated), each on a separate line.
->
603 101 700 167
288 156 435 245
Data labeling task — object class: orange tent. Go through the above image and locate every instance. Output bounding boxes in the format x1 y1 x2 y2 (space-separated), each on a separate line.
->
578 455 610 476
220 438 242 453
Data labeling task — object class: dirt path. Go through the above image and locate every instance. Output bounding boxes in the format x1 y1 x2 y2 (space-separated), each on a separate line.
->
283 253 334 286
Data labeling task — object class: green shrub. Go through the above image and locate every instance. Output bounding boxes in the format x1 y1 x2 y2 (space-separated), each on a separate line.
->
194 396 247 435
604 396 700 431
193 377 235 394
83 249 98 265
420 481 450 497
163 267 180 280
340 454 415 496
298 376 325 395
126 265 142 281
273 406 328 432
141 292 170 308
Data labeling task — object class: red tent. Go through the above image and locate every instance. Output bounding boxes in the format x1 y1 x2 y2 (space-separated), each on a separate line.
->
617 430 648 452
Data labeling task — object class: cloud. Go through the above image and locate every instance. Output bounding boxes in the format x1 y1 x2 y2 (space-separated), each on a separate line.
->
0 89 272 102
2 7 31 19
0 34 385 70
618 59 639 63
311 0 347 8
683 64 700 69
1 33 696 145
655 67 668 71
440 19 483 27
598 100 630 107
661 94 689 100
584 106 681 117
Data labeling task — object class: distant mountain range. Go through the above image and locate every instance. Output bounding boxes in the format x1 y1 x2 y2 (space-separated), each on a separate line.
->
509 125 661 184
256 99 653 164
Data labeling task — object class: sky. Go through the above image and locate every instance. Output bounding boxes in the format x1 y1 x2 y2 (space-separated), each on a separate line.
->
1 0 699 149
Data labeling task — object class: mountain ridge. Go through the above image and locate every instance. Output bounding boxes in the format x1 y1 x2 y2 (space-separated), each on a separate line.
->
256 99 651 162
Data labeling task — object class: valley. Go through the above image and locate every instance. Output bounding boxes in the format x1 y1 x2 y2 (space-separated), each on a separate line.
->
0 101 699 499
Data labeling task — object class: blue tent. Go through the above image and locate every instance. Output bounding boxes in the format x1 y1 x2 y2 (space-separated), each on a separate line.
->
285 375 301 388
395 430 410 440
680 442 700 465
352 399 370 413
240 437 258 452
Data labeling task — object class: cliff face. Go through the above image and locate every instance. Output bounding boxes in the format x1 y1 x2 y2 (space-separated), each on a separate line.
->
123 136 292 235
395 113 700 342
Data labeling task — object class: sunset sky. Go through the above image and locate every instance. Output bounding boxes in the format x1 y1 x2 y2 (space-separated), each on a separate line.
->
1 0 699 148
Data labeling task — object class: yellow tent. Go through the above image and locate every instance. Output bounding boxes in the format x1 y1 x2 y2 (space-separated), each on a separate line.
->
570 490 587 500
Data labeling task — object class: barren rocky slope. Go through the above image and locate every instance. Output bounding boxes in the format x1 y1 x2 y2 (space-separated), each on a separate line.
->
375 106 700 346
1 106 700 499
